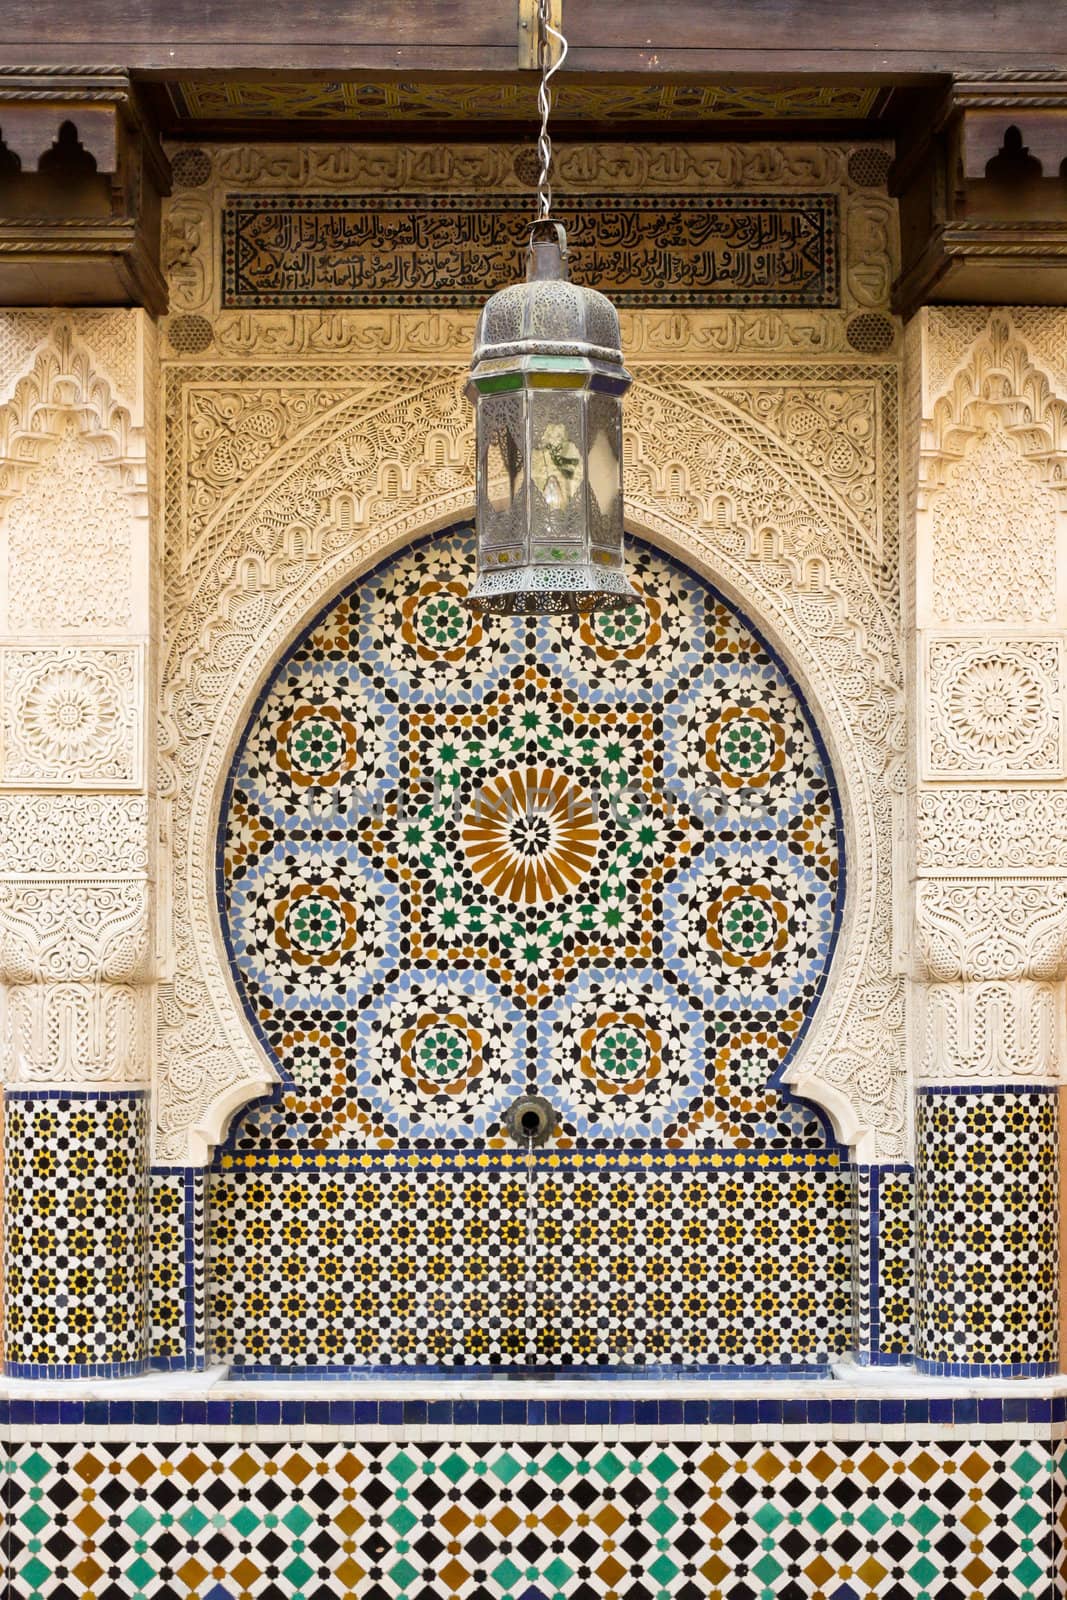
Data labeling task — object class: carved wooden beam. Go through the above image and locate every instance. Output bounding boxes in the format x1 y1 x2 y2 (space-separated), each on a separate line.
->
893 76 1067 317
0 68 171 314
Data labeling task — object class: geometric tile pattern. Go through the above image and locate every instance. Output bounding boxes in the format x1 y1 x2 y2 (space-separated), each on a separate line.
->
149 1169 207 1370
2 1090 149 1377
208 1166 854 1369
4 1439 1057 1599
220 530 841 1156
916 1088 1058 1375
854 1166 913 1366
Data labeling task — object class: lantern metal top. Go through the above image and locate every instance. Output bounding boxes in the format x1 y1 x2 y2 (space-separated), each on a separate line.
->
471 222 626 372
464 223 642 618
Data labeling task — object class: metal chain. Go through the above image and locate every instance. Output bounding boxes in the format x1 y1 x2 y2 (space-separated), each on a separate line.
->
536 0 568 222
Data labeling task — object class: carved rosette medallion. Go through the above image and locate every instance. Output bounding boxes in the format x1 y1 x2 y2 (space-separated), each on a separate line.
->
0 647 143 789
923 637 1065 781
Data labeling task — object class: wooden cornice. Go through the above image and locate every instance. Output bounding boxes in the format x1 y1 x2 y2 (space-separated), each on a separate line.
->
0 67 171 314
892 74 1067 317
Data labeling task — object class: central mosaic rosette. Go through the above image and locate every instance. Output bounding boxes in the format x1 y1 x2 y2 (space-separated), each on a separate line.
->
461 766 600 905
221 527 840 1151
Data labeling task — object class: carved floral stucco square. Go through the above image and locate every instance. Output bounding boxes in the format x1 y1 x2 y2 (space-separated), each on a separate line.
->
922 635 1066 782
0 646 143 789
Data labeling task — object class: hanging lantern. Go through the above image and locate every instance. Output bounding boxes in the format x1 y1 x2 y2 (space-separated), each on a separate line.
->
463 2 642 617
465 224 639 617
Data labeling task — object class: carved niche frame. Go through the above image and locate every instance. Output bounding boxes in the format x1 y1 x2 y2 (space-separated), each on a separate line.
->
158 367 905 1167
156 141 905 1167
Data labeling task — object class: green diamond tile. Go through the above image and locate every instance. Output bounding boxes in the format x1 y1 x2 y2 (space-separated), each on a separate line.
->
908 1505 939 1537
595 1451 625 1482
544 1453 572 1485
1012 1554 1044 1588
284 1556 314 1587
1012 1503 1044 1536
18 1505 49 1535
17 1556 49 1589
179 1505 210 1536
441 1452 471 1484
1013 1451 1044 1483
649 1451 677 1484
649 1554 680 1585
806 1503 836 1535
649 1503 678 1534
753 1504 784 1534
282 1505 314 1536
493 1558 522 1589
19 1453 51 1485
544 1557 572 1586
388 1452 418 1483
909 1555 938 1586
125 1557 157 1590
230 1506 260 1538
752 1554 783 1584
388 1504 419 1535
858 1503 889 1534
492 1452 522 1484
389 1558 419 1589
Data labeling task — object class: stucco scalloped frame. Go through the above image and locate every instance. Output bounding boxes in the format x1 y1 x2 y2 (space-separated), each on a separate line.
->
157 365 904 1164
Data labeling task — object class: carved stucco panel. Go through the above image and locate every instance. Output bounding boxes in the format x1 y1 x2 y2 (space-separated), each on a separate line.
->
0 645 144 789
915 790 1067 872
914 878 1067 985
917 311 1067 631
921 635 1065 782
0 879 151 986
158 359 903 1165
1 980 148 1085
0 794 149 876
916 981 1063 1084
5 422 135 633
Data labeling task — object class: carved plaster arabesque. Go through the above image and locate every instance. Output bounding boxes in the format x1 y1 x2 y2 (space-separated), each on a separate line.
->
162 139 899 362
916 981 1063 1084
4 423 135 633
0 878 151 985
158 352 903 1164
917 311 1067 630
0 794 149 875
1 980 147 1084
0 645 144 788
0 310 156 1091
915 789 1067 872
921 634 1065 781
914 877 1067 984
0 318 153 645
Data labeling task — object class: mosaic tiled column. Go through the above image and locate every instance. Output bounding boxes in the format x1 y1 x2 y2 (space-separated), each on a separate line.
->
909 307 1067 1377
0 312 158 1376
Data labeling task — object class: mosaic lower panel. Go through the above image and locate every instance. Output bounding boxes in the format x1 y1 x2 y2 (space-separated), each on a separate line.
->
208 1166 853 1368
915 1088 1058 1375
3 1439 1057 1599
149 1169 206 1369
2 1091 149 1376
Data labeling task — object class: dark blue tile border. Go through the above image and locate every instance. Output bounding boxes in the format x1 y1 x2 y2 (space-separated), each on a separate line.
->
0 1393 1060 1430
915 1358 1060 1379
916 1084 1059 1098
4 1359 148 1381
4 1087 146 1103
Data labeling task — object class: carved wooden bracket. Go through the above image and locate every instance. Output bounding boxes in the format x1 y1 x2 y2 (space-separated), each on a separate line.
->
893 77 1067 317
0 69 171 315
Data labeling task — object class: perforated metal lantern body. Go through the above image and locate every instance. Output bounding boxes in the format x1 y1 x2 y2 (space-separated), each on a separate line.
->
465 226 640 616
